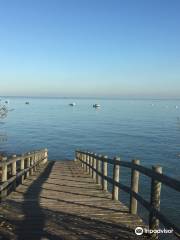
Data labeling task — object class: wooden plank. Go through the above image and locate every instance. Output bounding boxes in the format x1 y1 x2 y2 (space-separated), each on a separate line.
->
0 160 148 239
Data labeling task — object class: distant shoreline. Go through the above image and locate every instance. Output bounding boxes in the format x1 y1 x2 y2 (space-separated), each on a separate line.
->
1 96 180 101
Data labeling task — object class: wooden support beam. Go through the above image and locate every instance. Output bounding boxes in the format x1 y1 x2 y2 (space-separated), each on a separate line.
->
130 159 140 214
149 165 162 239
112 157 120 200
20 155 25 184
97 155 102 185
92 154 97 180
102 156 108 191
87 153 90 173
12 155 17 190
90 153 93 176
26 153 31 178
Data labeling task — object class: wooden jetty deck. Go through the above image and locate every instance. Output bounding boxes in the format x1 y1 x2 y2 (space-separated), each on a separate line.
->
0 149 179 239
0 160 147 240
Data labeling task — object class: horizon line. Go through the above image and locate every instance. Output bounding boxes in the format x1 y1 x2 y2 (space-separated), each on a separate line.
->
1 95 180 101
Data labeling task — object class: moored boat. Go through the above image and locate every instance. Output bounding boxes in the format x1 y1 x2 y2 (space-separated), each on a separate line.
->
93 104 100 108
69 102 76 106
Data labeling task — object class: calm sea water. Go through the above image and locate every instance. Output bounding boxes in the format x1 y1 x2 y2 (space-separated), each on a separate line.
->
0 97 180 234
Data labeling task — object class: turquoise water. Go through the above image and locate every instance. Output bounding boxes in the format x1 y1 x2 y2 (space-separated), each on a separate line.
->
0 97 180 232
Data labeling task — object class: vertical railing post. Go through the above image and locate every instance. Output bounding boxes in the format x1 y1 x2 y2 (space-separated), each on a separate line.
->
37 152 41 167
30 155 34 175
89 153 93 176
34 154 37 172
92 154 97 180
81 152 84 169
2 157 7 182
77 152 81 161
33 154 35 172
130 159 140 214
102 155 108 191
20 155 25 184
1 157 8 198
79 152 81 164
12 155 17 176
84 152 87 171
81 153 84 168
43 148 48 164
96 155 102 185
112 157 120 200
86 153 89 172
12 155 17 190
88 153 91 175
149 165 162 239
26 153 30 178
87 153 90 173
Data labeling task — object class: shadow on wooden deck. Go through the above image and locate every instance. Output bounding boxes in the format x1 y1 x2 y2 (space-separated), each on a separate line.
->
0 161 147 240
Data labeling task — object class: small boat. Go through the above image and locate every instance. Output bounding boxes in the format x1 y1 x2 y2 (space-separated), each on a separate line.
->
5 100 9 104
69 102 76 106
25 102 30 105
93 104 100 108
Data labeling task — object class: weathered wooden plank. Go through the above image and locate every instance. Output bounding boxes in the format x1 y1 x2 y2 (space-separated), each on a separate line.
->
0 160 148 240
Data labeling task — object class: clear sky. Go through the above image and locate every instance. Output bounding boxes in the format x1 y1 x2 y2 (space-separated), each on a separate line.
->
0 0 180 98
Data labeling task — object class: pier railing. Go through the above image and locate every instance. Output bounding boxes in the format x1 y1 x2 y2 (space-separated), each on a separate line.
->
75 150 180 238
0 148 48 199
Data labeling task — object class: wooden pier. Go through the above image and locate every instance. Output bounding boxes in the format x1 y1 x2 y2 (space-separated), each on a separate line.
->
0 149 179 239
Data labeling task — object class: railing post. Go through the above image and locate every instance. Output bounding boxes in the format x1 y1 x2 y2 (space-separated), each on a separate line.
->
12 155 17 190
30 156 34 175
112 157 120 200
81 153 84 168
33 154 36 172
26 153 30 178
20 155 25 184
82 153 84 169
130 159 140 214
149 165 162 239
12 155 17 176
35 153 38 171
102 155 108 191
87 153 90 173
92 154 97 180
1 157 8 198
2 157 7 182
89 153 93 176
43 148 48 164
37 152 40 167
84 152 87 171
86 153 89 172
96 155 102 185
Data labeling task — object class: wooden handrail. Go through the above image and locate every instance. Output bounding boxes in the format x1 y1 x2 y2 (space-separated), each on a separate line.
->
77 150 180 192
75 150 180 238
0 148 48 198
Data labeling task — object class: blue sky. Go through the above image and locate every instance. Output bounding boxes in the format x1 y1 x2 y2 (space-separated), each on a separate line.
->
0 0 180 98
